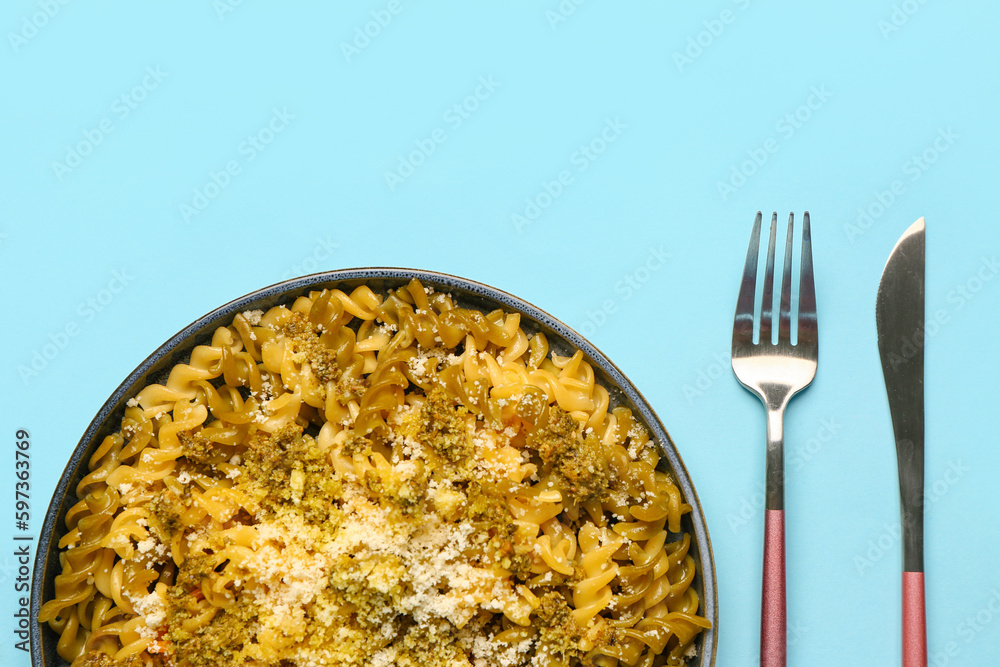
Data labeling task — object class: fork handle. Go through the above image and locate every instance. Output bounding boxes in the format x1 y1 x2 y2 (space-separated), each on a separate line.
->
903 572 927 667
761 509 786 667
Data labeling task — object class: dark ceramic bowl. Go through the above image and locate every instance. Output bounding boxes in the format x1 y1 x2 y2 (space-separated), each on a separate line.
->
31 268 718 667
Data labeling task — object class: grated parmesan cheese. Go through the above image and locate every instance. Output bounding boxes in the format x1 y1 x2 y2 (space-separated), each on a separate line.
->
242 309 264 325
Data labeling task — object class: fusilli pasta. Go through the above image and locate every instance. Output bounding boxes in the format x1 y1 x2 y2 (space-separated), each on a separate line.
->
40 280 710 667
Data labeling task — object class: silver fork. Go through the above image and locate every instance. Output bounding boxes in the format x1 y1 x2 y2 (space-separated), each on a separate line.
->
731 211 818 667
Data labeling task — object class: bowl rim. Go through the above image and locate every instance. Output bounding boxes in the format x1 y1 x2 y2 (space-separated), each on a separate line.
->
31 267 718 666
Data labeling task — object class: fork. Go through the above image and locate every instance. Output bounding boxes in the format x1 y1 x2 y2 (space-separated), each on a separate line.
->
731 211 818 667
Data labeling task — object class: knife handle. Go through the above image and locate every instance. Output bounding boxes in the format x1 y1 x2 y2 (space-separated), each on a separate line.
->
761 509 786 667
903 571 927 667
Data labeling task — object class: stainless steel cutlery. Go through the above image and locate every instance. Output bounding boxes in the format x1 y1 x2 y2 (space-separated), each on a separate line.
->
876 218 928 667
731 212 818 667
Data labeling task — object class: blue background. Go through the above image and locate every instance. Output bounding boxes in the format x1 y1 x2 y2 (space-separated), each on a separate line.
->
2 2 999 665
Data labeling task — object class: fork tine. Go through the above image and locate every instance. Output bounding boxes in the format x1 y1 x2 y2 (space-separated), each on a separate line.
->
779 213 794 341
759 212 778 345
798 211 817 345
733 212 763 343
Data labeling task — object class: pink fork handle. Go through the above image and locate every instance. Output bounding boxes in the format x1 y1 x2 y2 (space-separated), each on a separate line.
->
903 572 927 667
761 509 786 667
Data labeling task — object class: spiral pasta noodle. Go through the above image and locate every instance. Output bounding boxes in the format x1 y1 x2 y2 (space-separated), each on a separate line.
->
40 279 710 667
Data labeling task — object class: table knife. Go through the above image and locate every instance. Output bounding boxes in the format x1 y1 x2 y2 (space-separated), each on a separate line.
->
875 217 927 667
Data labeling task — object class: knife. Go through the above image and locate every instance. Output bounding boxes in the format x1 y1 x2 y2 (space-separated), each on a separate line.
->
875 217 927 667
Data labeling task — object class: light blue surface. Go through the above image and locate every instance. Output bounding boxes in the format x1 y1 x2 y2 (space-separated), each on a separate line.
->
2 2 998 665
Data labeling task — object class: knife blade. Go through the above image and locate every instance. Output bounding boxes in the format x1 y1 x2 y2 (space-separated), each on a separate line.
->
875 217 927 667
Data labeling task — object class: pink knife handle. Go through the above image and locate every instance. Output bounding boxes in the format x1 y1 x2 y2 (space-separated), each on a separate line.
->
761 509 786 667
903 572 927 667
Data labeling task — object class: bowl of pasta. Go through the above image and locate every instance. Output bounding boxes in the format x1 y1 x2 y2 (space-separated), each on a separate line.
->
32 268 717 667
